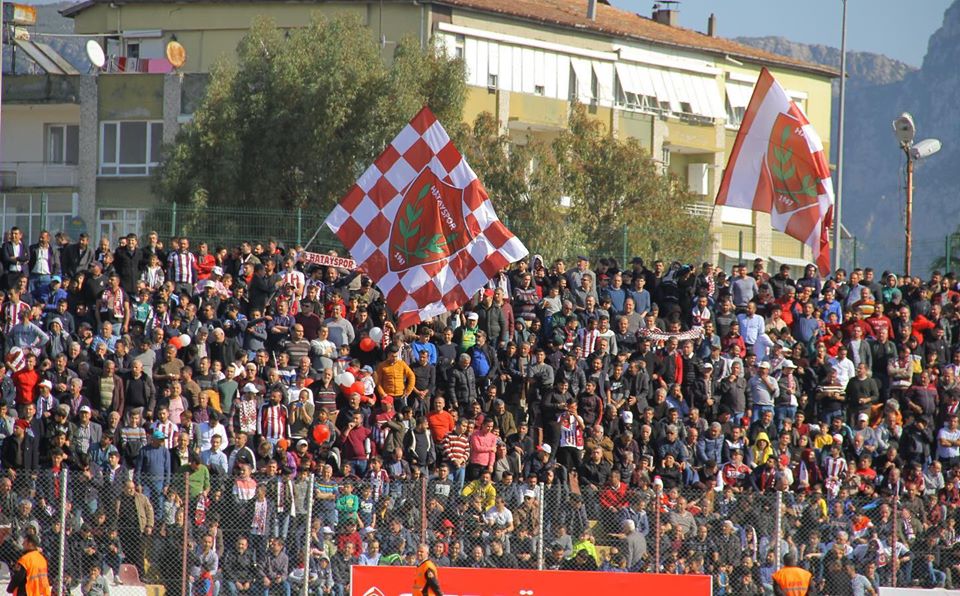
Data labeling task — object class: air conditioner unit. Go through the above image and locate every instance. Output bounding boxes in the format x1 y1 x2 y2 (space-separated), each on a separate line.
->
687 163 709 195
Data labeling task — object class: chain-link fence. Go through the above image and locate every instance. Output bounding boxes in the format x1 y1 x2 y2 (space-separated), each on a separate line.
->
142 204 343 254
21 463 955 596
137 202 712 268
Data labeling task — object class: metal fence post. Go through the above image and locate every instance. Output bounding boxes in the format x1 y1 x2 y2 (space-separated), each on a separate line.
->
420 476 428 545
738 230 744 264
297 208 303 247
774 490 783 571
40 193 48 231
56 468 68 596
170 202 178 239
852 236 858 270
654 485 661 572
891 482 899 587
536 484 544 570
181 472 190 596
946 235 952 273
302 473 315 596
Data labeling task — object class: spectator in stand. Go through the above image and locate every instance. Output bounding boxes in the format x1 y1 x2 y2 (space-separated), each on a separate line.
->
6 228 960 593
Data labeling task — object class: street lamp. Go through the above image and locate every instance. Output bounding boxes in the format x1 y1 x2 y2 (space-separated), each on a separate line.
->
893 112 941 276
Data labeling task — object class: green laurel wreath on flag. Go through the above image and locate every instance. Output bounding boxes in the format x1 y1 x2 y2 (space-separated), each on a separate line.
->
394 183 458 260
771 125 818 207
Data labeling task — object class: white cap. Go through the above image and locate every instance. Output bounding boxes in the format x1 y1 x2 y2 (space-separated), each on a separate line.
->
782 359 796 369
466 312 479 320
759 361 771 369
538 443 552 454
832 433 844 444
858 412 869 421
621 410 634 424
242 383 260 394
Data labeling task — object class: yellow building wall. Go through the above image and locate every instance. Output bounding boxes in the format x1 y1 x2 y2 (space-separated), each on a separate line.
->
96 179 157 208
1 105 80 163
72 2 424 73
97 74 164 120
508 94 569 130
463 87 498 124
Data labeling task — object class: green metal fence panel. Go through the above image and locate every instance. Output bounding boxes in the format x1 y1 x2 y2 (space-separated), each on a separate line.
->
142 204 346 252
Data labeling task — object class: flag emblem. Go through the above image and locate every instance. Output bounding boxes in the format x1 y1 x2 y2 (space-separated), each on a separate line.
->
389 167 474 272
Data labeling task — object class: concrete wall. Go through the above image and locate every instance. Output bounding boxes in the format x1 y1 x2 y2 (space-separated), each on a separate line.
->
1 104 80 162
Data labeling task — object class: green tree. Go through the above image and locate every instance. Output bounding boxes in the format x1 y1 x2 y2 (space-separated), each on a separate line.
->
154 15 465 212
553 105 709 264
459 112 582 259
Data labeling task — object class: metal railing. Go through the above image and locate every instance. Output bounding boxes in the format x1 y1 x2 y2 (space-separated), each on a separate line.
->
0 162 78 189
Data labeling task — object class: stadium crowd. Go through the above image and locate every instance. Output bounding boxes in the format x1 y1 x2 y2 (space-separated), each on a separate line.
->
0 227 959 595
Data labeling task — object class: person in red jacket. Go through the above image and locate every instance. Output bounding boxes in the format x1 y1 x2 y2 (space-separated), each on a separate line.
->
10 351 39 413
195 242 217 281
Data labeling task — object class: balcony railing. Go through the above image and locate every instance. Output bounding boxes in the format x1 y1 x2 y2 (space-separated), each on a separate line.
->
0 162 78 189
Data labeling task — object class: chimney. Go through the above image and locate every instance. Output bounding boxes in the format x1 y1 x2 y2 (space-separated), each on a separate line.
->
587 0 596 20
707 13 717 36
652 2 679 27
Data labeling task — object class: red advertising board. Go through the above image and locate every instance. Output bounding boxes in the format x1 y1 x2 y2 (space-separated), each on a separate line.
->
350 565 712 596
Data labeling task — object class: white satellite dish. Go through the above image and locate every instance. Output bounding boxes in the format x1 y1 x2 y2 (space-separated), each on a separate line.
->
85 40 106 69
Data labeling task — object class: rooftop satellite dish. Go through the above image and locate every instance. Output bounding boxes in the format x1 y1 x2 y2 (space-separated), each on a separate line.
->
85 39 106 69
165 40 186 69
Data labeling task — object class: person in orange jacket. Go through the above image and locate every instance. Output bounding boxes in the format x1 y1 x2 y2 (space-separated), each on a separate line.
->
413 543 443 596
772 553 816 596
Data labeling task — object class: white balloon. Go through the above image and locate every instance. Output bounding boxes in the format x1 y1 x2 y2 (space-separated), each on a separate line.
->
179 334 192 347
340 372 355 386
335 373 348 386
369 327 384 343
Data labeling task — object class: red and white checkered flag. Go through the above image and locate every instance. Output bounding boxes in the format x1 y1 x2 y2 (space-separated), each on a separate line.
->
324 107 528 329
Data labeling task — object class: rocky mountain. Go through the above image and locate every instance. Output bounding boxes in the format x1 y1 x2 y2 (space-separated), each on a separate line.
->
736 36 916 94
738 6 958 275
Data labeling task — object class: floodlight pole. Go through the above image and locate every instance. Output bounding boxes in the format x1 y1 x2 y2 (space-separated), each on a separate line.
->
904 154 914 277
833 0 848 271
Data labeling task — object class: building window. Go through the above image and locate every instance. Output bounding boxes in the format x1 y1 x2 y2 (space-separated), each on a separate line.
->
125 41 140 59
487 73 498 89
98 208 148 243
99 121 163 177
46 125 79 165
725 96 745 127
454 34 465 59
534 85 545 96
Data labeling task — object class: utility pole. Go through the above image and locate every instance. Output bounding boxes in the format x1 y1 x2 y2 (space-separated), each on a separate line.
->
904 158 914 276
833 0 848 271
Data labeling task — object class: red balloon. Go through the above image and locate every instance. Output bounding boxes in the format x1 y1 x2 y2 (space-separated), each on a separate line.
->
350 381 366 396
359 337 376 352
312 425 331 444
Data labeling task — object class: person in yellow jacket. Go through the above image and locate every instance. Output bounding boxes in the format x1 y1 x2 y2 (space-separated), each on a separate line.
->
374 345 416 402
772 553 816 596
7 534 51 596
413 543 443 596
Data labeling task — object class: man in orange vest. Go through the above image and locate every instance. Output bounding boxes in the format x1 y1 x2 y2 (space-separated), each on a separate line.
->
772 553 816 596
7 534 51 596
413 543 443 596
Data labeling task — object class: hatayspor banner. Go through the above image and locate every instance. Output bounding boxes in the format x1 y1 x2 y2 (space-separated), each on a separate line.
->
350 565 712 596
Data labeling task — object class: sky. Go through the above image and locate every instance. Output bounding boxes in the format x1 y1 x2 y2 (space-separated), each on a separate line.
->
616 0 953 66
